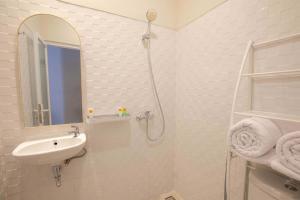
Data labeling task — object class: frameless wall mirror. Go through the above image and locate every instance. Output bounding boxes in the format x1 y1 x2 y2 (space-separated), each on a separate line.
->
18 14 83 127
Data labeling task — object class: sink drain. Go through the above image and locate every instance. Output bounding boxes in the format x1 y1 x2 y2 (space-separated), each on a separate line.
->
53 140 58 146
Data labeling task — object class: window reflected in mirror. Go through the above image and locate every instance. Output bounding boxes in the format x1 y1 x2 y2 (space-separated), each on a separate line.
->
18 14 82 127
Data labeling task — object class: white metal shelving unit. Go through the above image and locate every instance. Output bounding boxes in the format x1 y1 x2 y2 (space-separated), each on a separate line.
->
241 70 300 79
226 33 300 200
234 111 300 123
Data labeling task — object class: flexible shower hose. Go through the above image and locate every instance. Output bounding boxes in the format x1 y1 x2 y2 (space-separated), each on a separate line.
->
145 22 165 142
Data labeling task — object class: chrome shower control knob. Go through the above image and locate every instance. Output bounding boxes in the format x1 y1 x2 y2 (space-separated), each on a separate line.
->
136 111 151 121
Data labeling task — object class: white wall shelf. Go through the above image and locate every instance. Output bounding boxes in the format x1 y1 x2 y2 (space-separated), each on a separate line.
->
242 69 300 79
234 111 300 123
86 114 131 124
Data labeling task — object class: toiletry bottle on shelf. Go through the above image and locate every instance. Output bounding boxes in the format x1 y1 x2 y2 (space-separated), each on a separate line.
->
87 107 94 119
118 107 129 117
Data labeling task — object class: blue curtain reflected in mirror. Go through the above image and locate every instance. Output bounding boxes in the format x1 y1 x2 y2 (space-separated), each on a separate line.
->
47 45 82 125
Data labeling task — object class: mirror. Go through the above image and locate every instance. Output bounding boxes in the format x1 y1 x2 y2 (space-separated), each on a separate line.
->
18 14 83 127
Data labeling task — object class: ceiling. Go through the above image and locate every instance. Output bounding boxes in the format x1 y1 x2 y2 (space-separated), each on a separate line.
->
59 0 227 29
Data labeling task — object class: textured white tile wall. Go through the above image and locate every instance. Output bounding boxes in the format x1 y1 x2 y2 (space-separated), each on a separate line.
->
175 0 300 200
0 0 176 200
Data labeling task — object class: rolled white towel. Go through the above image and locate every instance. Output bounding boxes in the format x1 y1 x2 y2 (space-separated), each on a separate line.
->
271 159 300 182
275 131 300 174
229 117 281 158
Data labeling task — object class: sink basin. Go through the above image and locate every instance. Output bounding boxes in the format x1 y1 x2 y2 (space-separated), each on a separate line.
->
12 133 86 165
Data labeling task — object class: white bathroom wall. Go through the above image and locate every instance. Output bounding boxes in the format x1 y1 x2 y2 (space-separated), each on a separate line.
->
0 0 176 200
175 0 300 200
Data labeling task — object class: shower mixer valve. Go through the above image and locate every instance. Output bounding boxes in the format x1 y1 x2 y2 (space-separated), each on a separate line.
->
136 111 152 121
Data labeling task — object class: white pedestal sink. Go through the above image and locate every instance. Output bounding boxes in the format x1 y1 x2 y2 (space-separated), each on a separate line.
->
12 133 86 165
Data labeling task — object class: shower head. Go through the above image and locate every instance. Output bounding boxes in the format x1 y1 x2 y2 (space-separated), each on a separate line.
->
142 9 157 46
146 9 157 22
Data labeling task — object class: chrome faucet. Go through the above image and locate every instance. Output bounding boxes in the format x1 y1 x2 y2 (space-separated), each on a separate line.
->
136 111 151 121
69 125 80 137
